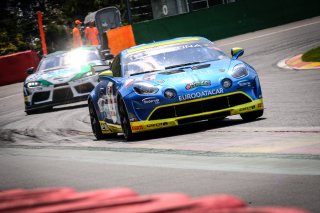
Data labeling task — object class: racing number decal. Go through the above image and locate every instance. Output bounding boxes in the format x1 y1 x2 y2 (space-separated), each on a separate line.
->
106 81 118 123
97 81 120 124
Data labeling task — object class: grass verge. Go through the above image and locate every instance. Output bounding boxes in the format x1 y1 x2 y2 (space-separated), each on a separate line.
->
302 47 320 62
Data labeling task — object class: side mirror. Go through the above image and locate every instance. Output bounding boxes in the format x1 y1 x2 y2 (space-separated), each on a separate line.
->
26 67 35 75
231 47 244 59
92 65 110 73
98 70 113 82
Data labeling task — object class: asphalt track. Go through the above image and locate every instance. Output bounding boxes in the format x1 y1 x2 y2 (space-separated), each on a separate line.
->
1 17 320 212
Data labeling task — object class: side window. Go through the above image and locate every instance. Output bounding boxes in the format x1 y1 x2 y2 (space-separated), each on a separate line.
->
111 54 121 77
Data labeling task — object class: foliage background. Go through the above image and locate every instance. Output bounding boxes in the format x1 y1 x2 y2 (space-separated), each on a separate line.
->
0 0 132 56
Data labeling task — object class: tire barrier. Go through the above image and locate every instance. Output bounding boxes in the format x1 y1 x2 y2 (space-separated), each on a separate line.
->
0 187 309 212
0 50 39 86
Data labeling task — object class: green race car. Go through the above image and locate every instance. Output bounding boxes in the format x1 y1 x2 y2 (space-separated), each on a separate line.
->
24 46 109 114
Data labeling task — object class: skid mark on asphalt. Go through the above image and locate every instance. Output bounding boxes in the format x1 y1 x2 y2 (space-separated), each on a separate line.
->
1 127 319 157
1 145 320 161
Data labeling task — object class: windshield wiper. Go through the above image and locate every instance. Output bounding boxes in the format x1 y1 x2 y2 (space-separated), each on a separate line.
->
165 62 203 70
130 69 163 76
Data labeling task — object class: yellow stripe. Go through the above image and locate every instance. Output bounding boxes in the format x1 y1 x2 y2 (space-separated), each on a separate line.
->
147 91 254 120
300 62 320 69
130 99 264 133
127 38 200 53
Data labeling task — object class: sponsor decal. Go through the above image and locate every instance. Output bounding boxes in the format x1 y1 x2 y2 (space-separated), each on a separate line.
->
146 122 168 128
239 105 256 112
185 80 211 90
157 80 165 84
142 97 160 105
238 81 251 87
131 125 143 131
178 88 224 101
98 81 119 124
219 69 225 72
100 122 110 131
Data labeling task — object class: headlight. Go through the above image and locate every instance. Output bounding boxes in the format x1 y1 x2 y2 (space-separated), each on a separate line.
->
133 82 159 94
26 81 42 88
229 64 248 79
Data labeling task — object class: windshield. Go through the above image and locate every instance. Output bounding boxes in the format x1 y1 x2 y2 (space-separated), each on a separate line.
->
123 39 228 76
37 49 102 72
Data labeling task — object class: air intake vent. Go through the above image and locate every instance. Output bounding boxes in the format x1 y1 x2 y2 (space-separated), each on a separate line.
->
149 93 251 120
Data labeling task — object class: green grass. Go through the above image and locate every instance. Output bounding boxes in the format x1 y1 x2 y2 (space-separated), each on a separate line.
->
302 47 320 62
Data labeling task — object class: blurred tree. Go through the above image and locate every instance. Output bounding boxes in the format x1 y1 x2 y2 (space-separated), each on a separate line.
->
0 0 130 56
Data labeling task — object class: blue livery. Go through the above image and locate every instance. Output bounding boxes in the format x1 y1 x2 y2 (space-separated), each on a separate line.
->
88 37 264 140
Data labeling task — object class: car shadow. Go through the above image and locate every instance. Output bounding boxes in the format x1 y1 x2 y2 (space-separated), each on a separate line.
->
52 103 88 112
118 117 266 142
25 103 88 115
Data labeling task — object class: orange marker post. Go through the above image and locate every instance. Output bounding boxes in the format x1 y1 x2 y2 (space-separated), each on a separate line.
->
37 11 48 55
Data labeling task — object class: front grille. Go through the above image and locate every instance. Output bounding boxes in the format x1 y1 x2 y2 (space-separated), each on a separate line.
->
149 93 252 120
53 88 73 102
32 91 50 103
54 83 69 88
178 111 231 125
74 83 94 94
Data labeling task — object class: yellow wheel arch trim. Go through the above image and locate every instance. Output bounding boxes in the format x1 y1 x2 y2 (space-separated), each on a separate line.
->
99 121 122 134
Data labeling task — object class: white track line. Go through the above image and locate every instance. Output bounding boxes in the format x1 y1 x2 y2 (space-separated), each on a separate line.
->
220 20 320 46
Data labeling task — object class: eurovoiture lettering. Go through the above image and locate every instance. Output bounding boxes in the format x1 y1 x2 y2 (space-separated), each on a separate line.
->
178 88 224 101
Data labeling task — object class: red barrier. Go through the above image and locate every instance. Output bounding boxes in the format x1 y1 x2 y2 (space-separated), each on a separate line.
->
0 187 310 213
0 50 39 86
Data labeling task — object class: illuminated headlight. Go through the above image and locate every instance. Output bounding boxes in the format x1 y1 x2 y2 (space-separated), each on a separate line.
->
221 78 232 89
229 64 248 79
133 82 159 94
164 89 177 99
26 81 41 88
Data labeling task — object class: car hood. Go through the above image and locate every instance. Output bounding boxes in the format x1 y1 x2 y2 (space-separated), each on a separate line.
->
26 65 91 85
128 59 234 89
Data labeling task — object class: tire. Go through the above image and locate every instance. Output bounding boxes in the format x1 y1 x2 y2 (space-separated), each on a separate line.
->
118 99 134 141
240 110 264 121
89 102 116 140
26 109 38 115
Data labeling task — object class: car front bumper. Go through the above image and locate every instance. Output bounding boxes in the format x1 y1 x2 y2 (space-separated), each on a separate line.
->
129 98 264 133
24 76 98 111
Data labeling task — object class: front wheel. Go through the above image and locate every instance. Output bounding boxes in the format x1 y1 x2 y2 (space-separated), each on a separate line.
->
89 102 116 140
118 99 134 141
240 110 264 121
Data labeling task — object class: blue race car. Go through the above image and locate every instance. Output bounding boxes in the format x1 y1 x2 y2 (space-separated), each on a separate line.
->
88 37 264 140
